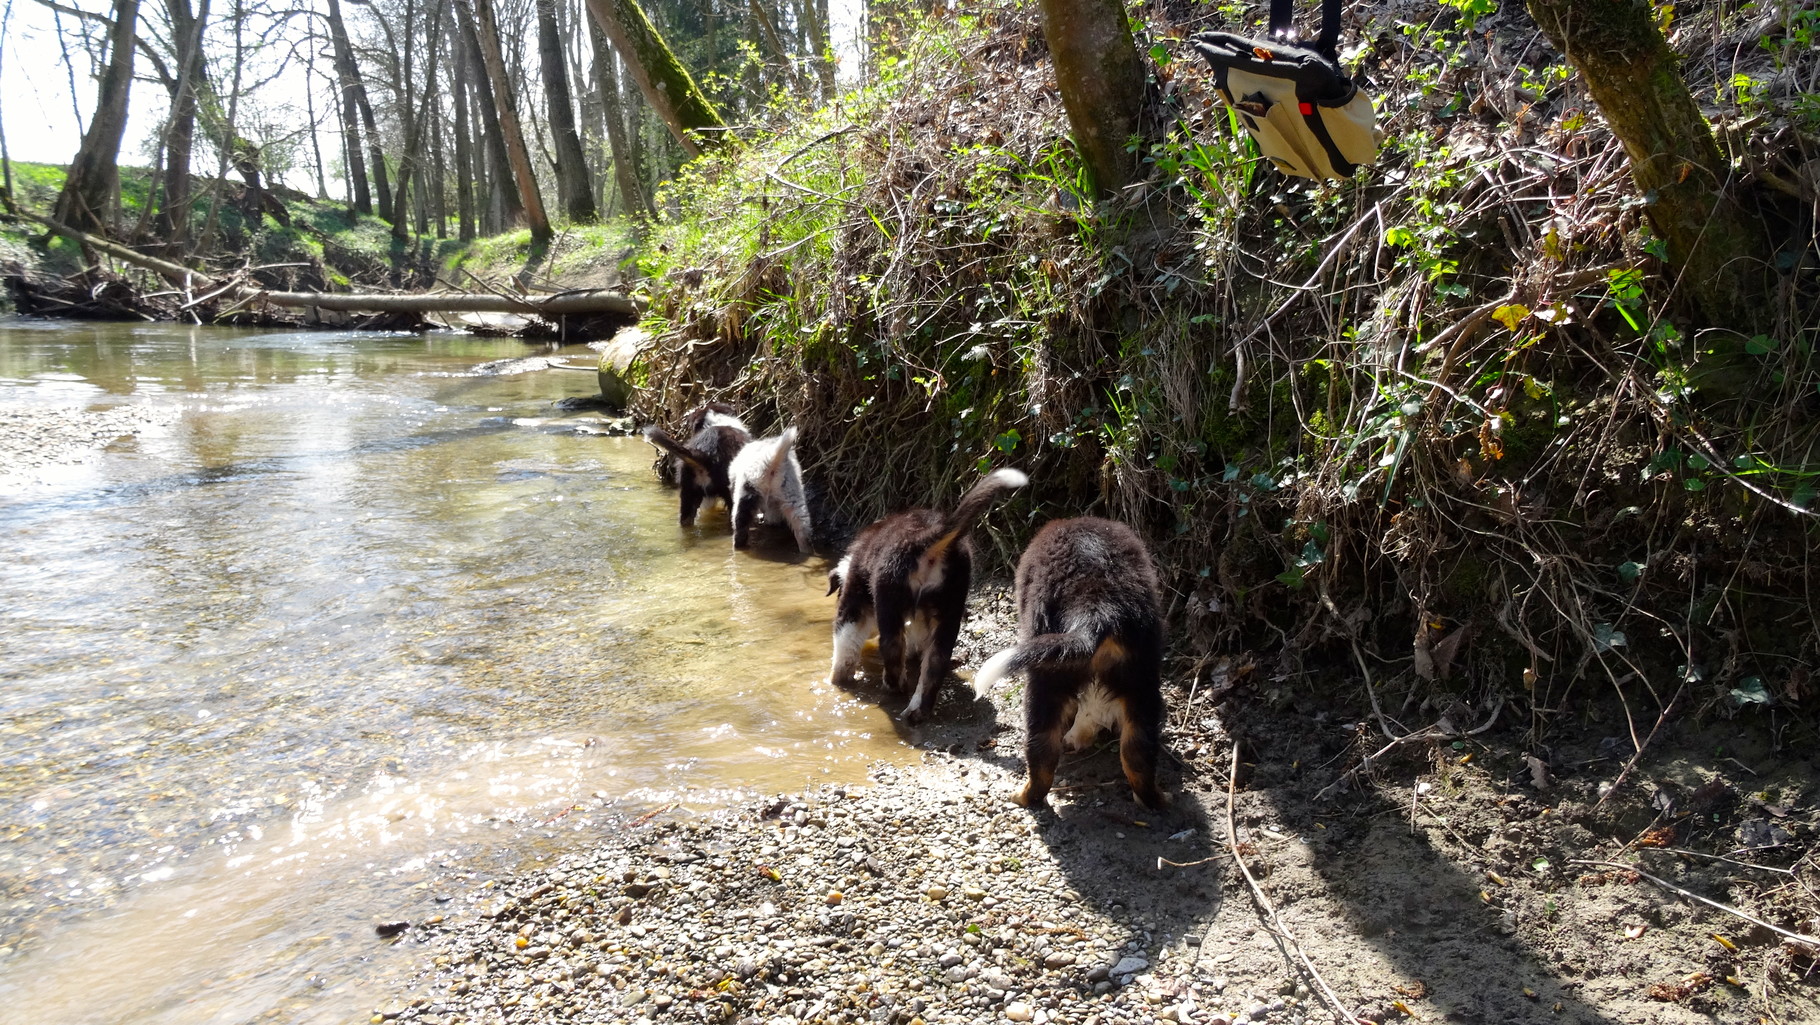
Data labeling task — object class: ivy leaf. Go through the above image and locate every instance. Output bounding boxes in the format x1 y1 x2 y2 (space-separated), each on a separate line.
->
1618 561 1643 583
1746 334 1781 355
1492 304 1531 331
1730 678 1773 707
1592 623 1627 652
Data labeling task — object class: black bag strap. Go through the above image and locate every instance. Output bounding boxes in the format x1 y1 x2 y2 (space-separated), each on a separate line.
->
1268 0 1342 60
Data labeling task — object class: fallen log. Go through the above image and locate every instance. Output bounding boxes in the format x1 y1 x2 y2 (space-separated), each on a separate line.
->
18 211 644 319
247 288 641 316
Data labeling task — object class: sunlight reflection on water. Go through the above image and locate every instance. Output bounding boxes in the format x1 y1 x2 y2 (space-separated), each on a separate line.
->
0 319 905 1024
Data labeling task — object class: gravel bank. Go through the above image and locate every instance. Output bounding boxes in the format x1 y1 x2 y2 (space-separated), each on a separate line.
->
370 753 1292 1025
0 404 176 481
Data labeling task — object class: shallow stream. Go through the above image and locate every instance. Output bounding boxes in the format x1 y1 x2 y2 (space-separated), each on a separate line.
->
0 319 905 1023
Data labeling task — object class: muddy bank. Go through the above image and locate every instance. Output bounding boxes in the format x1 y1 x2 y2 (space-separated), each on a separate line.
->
372 598 1820 1025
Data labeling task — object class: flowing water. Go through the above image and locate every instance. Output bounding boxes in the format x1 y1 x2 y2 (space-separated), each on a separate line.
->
0 319 909 1023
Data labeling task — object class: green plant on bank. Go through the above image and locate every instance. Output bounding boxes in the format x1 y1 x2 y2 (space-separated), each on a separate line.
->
605 0 1820 721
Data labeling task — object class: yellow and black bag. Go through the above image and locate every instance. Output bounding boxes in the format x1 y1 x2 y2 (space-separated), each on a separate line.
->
1189 0 1379 180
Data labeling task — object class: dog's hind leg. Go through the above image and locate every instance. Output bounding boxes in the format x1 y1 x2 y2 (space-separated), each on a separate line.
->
779 501 812 553
1114 668 1168 810
872 589 913 698
730 488 759 548
679 475 705 526
903 606 964 723
1014 668 1076 808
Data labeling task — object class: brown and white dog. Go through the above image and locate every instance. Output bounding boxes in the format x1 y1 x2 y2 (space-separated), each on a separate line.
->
642 402 750 527
828 468 1027 722
728 427 812 552
972 517 1167 810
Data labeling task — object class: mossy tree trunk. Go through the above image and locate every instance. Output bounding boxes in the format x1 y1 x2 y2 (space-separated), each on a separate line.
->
54 0 141 233
1527 0 1774 350
1037 0 1147 197
584 0 726 156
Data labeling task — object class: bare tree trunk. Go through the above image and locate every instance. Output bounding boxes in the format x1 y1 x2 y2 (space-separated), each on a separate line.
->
451 25 477 240
54 0 141 233
1036 0 1145 197
429 85 448 239
460 0 552 241
590 24 655 219
583 0 726 156
748 0 804 97
387 0 445 241
305 38 330 199
1526 0 1774 351
802 0 834 101
156 0 208 243
457 14 523 232
324 0 373 215
538 0 597 222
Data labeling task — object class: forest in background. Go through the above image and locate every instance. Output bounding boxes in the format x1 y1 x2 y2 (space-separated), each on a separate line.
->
1 0 1817 740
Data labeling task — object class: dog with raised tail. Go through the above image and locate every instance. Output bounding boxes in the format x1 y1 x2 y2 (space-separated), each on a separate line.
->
642 402 750 528
828 468 1027 723
971 516 1167 810
728 427 812 552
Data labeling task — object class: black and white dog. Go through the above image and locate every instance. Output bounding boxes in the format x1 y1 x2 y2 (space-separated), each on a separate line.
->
729 427 812 552
828 468 1026 722
642 402 750 527
972 517 1167 810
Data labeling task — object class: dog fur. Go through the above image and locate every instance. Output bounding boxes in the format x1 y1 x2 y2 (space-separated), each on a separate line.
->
728 427 813 552
642 403 750 527
828 468 1027 722
971 516 1167 810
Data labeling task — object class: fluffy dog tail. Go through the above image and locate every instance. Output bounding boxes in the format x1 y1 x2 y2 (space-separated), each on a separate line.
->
642 425 707 473
970 625 1123 697
922 468 1027 560
761 426 800 487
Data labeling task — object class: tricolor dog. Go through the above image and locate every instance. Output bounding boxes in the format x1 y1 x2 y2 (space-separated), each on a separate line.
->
641 402 750 528
972 516 1167 810
827 468 1026 722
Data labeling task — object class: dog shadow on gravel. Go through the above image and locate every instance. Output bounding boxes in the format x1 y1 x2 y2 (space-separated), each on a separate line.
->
1222 704 1636 1025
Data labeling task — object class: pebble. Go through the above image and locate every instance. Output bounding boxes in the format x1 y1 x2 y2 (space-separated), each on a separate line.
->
372 754 1259 1025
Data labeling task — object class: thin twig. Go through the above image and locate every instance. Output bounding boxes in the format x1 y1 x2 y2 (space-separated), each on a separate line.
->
1225 744 1362 1024
1645 847 1796 877
1568 859 1820 949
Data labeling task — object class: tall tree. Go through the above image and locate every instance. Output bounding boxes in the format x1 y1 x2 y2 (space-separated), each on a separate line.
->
450 20 478 239
155 0 209 243
537 0 597 222
323 0 376 215
590 22 655 219
801 0 833 101
385 0 445 240
460 0 553 241
53 0 141 232
456 10 525 231
1527 0 1775 346
748 0 803 97
583 0 725 156
1036 0 1145 197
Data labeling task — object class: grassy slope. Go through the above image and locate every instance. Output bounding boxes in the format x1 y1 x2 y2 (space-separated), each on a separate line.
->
0 161 635 293
624 0 1820 720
